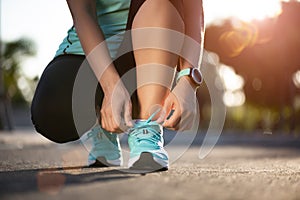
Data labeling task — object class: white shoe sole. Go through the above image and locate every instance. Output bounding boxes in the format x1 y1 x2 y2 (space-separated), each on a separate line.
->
88 157 122 167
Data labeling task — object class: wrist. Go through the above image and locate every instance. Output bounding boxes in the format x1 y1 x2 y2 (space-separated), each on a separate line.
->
181 76 199 90
99 66 121 93
176 67 203 88
178 57 198 71
179 62 193 71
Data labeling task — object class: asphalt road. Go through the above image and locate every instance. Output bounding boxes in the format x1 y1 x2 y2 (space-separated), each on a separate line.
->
0 130 300 200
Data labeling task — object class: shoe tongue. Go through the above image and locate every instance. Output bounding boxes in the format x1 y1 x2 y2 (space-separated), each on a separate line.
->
134 120 162 134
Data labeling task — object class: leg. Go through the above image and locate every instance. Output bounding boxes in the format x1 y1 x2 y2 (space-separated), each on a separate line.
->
127 0 185 172
132 0 185 119
31 55 103 143
31 55 124 166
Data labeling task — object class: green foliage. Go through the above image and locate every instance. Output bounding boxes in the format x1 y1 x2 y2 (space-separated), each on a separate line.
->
1 38 37 105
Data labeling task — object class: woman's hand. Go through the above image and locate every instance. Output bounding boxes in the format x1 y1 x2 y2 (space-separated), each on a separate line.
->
100 73 133 133
156 76 199 131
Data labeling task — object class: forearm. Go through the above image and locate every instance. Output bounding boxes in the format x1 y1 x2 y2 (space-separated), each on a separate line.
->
67 0 120 92
180 0 205 70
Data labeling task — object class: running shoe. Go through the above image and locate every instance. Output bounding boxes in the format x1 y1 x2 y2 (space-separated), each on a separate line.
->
81 124 123 167
128 112 169 171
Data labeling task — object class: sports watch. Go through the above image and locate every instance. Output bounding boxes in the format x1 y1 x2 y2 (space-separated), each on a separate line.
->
176 68 203 86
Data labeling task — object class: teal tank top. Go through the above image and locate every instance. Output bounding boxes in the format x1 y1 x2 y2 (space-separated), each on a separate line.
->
55 0 130 59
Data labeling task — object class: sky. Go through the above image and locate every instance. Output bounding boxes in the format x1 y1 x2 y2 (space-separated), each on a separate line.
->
1 0 289 78
1 0 72 78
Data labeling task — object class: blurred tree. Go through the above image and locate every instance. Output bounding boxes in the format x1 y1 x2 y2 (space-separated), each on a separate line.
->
2 38 36 103
204 1 300 131
0 38 36 130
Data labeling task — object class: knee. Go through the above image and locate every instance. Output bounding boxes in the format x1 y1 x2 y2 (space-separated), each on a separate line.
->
133 0 184 33
31 95 79 144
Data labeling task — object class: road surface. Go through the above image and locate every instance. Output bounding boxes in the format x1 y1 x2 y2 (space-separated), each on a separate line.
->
0 129 299 200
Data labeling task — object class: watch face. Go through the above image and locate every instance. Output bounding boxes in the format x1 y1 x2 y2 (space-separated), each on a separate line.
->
191 68 203 84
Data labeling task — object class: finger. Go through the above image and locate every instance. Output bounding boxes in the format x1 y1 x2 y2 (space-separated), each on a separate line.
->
166 109 175 120
124 100 133 127
163 96 181 127
101 106 115 132
100 111 108 131
164 117 180 130
163 107 181 129
178 111 195 131
156 97 172 124
109 116 122 133
155 109 166 124
110 111 122 132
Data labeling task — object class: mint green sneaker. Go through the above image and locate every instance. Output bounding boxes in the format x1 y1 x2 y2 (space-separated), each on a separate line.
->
81 124 123 167
128 113 169 171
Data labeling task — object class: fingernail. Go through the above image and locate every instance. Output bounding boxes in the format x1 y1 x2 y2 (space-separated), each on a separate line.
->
127 121 134 127
155 117 162 123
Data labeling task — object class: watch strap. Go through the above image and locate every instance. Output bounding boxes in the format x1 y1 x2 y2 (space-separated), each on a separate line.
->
176 68 191 83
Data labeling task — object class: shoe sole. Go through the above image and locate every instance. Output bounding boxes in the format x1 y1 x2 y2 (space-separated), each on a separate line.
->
88 156 119 168
129 152 168 172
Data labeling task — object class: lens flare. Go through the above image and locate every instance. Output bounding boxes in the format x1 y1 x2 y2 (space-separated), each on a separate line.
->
293 70 300 88
219 22 258 57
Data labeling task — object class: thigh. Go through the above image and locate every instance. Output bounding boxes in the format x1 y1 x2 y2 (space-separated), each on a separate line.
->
31 55 103 143
126 0 146 30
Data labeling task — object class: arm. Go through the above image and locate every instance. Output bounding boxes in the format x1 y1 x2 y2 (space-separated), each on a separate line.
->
67 0 132 132
158 0 205 129
66 0 120 91
180 0 205 71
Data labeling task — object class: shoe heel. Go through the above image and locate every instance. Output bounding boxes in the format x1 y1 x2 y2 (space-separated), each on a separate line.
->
130 152 168 172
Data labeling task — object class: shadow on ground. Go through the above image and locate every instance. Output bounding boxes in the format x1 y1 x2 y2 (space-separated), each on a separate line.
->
0 166 140 195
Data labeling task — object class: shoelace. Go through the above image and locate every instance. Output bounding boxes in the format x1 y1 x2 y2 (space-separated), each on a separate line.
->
128 109 162 145
81 108 162 143
81 122 114 143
